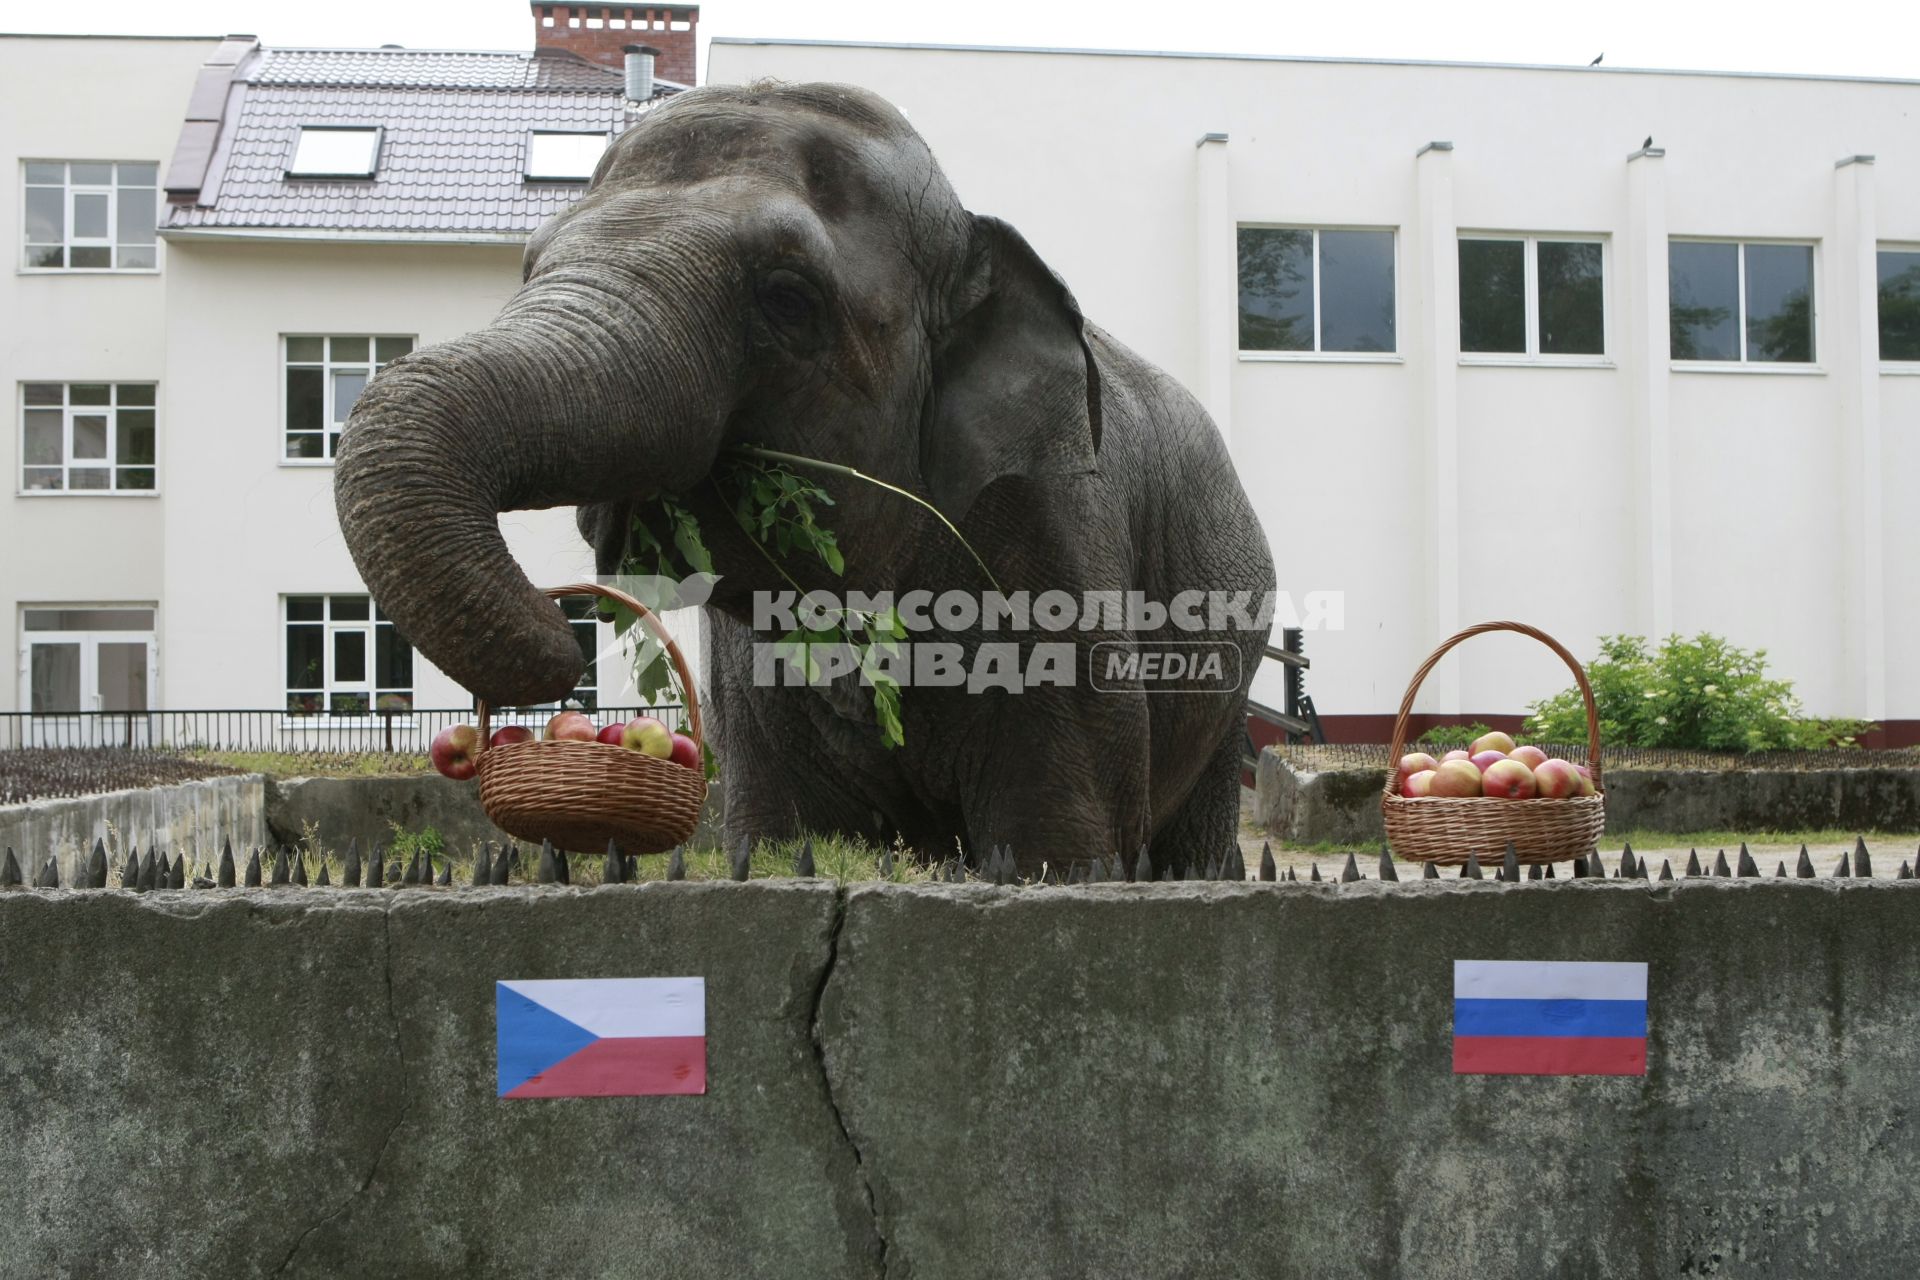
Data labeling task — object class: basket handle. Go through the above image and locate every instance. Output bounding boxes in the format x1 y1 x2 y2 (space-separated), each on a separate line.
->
475 583 702 757
1382 620 1601 797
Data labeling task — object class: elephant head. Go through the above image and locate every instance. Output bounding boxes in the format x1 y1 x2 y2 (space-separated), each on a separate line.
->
335 82 1101 707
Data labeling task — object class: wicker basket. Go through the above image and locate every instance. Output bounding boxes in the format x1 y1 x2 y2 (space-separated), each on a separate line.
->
475 583 707 855
1381 620 1605 866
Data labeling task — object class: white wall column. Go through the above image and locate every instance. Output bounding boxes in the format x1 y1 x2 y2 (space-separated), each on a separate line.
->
1193 131 1234 447
1624 145 1674 639
1413 141 1460 712
1833 154 1887 721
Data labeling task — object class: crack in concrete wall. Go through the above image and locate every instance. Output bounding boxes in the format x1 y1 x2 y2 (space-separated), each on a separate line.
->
808 887 892 1277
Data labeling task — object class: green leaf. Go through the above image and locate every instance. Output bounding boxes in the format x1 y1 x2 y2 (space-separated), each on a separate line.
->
821 541 845 576
872 679 904 748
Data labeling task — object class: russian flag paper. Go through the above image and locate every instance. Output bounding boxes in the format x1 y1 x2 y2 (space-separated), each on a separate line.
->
496 978 706 1098
1453 961 1647 1076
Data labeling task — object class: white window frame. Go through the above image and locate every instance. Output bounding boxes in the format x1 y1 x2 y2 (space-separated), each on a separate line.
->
524 130 612 183
1236 224 1402 363
20 160 160 274
1456 233 1612 367
17 383 159 496
280 335 415 466
285 126 383 179
1878 242 1920 373
1670 237 1822 374
283 594 415 726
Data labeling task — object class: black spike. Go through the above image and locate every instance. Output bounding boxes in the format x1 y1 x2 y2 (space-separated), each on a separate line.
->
602 839 623 885
1736 845 1758 877
538 839 558 884
1502 842 1520 883
1620 841 1636 877
167 855 184 890
1067 864 1086 885
87 838 108 889
121 847 139 888
731 841 751 882
473 843 492 887
1544 862 1555 878
155 851 170 889
1285 866 1296 881
1225 845 1246 881
1340 852 1360 883
795 837 815 879
952 858 969 884
1308 863 1321 883
290 851 308 886
1182 861 1201 882
1259 843 1276 882
554 844 569 885
1378 846 1398 882
1855 836 1871 878
1463 853 1483 881
270 847 290 886
667 847 686 881
317 861 332 887
1898 861 1912 880
1087 857 1106 884
1775 861 1786 877
0 849 21 888
34 855 57 888
1635 858 1649 880
1203 855 1222 882
138 849 158 891
1712 850 1730 878
1836 848 1852 878
1572 855 1587 879
1587 851 1607 878
435 858 451 886
243 848 262 887
1422 861 1438 880
1134 846 1153 884
1685 849 1702 877
341 837 359 887
489 843 510 885
1527 863 1542 881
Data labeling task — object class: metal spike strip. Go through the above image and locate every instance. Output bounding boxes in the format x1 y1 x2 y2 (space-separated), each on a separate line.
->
1259 842 1276 882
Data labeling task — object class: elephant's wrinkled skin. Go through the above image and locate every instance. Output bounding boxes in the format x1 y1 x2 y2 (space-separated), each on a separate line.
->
335 82 1275 875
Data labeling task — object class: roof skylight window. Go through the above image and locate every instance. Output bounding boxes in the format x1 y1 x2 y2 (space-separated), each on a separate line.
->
526 131 609 182
288 127 381 179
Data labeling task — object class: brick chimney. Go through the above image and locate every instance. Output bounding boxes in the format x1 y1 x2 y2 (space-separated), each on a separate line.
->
532 5 699 86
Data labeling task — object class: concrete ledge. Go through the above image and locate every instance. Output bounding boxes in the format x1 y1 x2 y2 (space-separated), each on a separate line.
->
3 881 1917 1276
0 773 267 883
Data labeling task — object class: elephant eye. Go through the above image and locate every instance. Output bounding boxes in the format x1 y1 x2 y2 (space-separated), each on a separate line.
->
757 269 824 331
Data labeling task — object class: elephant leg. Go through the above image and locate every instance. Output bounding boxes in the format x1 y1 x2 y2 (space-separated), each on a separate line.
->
1147 725 1246 878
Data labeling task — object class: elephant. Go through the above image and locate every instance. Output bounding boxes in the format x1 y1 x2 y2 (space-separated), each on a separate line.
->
335 80 1276 878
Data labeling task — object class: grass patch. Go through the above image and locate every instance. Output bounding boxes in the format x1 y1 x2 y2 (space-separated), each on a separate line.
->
186 750 433 779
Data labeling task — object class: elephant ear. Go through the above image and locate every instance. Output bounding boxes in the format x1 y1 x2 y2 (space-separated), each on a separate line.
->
922 214 1102 522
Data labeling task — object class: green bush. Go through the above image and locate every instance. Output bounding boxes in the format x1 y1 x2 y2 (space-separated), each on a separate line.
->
1415 722 1493 749
1523 634 1873 751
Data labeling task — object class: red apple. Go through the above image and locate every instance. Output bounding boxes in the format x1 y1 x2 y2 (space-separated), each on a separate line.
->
1430 760 1484 797
544 710 596 742
1576 770 1597 797
490 725 535 748
430 724 481 781
1482 759 1538 799
1471 730 1518 756
1533 758 1582 799
1509 744 1549 770
620 715 673 758
1469 750 1508 773
1402 769 1437 797
1442 749 1471 763
1398 752 1439 783
668 732 701 771
596 722 627 746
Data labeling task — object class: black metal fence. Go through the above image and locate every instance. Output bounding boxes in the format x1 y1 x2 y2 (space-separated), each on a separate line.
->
0 706 683 754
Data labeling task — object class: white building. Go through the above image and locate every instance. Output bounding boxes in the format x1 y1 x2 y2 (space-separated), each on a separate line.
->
708 39 1920 745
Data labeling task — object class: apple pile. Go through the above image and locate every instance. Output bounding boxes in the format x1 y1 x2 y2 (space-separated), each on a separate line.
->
1395 731 1595 801
429 711 700 781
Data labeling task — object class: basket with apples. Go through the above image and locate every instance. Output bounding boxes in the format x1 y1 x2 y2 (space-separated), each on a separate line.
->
430 583 707 855
1380 620 1605 866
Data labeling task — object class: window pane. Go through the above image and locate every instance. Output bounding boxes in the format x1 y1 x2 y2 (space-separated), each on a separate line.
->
1538 241 1605 355
72 415 108 459
117 467 156 491
117 162 158 186
1237 228 1313 352
286 335 324 362
70 383 110 405
23 468 63 491
330 595 370 620
24 412 62 465
31 643 81 713
73 192 108 239
70 162 112 185
333 630 367 682
116 188 155 245
97 642 149 712
1458 239 1525 354
24 162 64 184
24 383 63 406
286 433 324 459
287 693 323 716
331 692 371 715
1744 244 1813 364
375 336 414 363
24 186 63 242
287 596 324 621
286 366 323 430
69 246 110 268
70 468 110 490
1319 230 1396 353
290 128 379 177
1669 242 1739 361
1881 250 1920 362
331 370 368 423
287 623 322 687
116 384 155 406
116 245 156 269
375 625 413 690
117 411 155 463
527 132 607 180
25 608 153 631
329 336 370 361
24 245 62 268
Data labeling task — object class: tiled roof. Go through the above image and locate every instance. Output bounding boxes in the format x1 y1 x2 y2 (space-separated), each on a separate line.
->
163 46 679 237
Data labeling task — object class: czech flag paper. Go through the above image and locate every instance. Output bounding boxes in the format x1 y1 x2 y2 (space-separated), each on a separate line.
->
1452 960 1647 1076
496 978 706 1098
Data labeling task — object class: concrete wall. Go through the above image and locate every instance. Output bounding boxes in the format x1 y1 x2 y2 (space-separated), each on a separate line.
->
1257 751 1920 843
709 40 1920 733
0 772 265 883
2 881 1917 1277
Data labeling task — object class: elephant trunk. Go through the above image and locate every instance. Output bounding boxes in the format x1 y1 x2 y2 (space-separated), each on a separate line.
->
334 263 738 707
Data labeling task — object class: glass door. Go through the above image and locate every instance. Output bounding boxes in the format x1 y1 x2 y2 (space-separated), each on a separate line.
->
20 607 155 745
